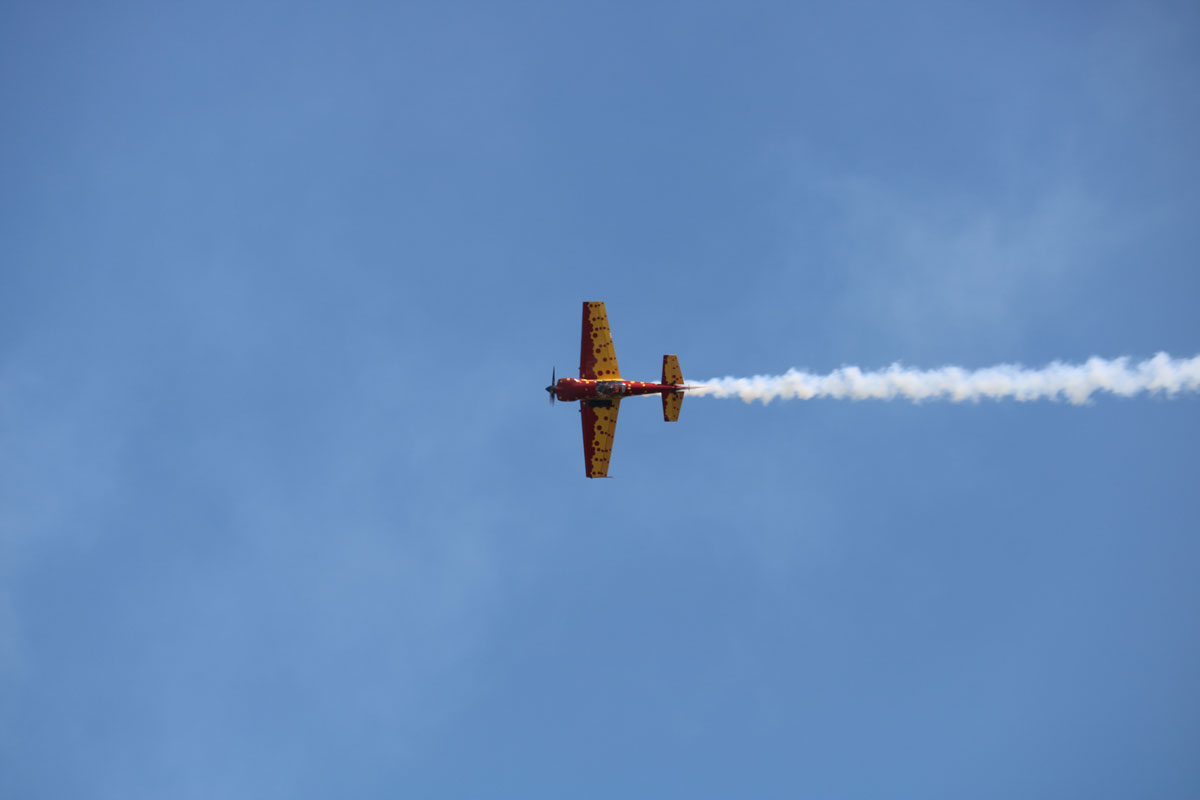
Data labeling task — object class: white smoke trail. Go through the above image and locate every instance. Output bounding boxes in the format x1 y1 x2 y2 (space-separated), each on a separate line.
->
690 353 1200 405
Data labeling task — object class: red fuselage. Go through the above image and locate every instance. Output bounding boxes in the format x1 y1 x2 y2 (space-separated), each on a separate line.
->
554 378 680 403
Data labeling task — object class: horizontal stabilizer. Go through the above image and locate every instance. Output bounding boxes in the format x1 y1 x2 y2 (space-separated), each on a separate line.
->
662 354 683 386
662 354 684 422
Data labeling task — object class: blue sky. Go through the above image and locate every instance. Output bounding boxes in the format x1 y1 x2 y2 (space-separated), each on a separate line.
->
2 2 1199 797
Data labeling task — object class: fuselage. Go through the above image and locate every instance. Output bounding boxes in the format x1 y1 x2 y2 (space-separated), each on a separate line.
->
554 378 680 403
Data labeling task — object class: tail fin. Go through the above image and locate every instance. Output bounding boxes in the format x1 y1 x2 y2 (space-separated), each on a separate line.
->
662 355 684 422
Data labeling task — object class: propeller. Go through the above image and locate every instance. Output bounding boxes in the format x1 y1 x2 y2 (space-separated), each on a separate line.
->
545 367 556 405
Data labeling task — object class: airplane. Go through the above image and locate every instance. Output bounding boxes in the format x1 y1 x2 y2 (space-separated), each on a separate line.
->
545 301 691 478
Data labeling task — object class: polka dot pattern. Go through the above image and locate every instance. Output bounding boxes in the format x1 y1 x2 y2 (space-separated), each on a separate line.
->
662 354 683 386
581 399 620 478
663 392 683 422
580 301 621 380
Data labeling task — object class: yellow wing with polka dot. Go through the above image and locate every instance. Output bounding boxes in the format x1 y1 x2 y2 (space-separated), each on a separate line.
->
580 301 621 380
580 400 620 478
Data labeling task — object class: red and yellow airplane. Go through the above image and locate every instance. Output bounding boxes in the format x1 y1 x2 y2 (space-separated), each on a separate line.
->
546 302 691 478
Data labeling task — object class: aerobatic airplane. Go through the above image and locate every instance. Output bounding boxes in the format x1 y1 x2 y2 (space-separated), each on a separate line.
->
546 302 691 478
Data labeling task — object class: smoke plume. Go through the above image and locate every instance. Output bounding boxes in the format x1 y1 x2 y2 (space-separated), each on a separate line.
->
690 353 1200 405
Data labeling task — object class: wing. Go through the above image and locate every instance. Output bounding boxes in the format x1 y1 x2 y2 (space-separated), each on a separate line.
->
580 301 621 380
580 399 620 478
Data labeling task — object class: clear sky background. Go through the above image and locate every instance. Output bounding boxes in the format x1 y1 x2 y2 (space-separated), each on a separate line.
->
3 2 1199 797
